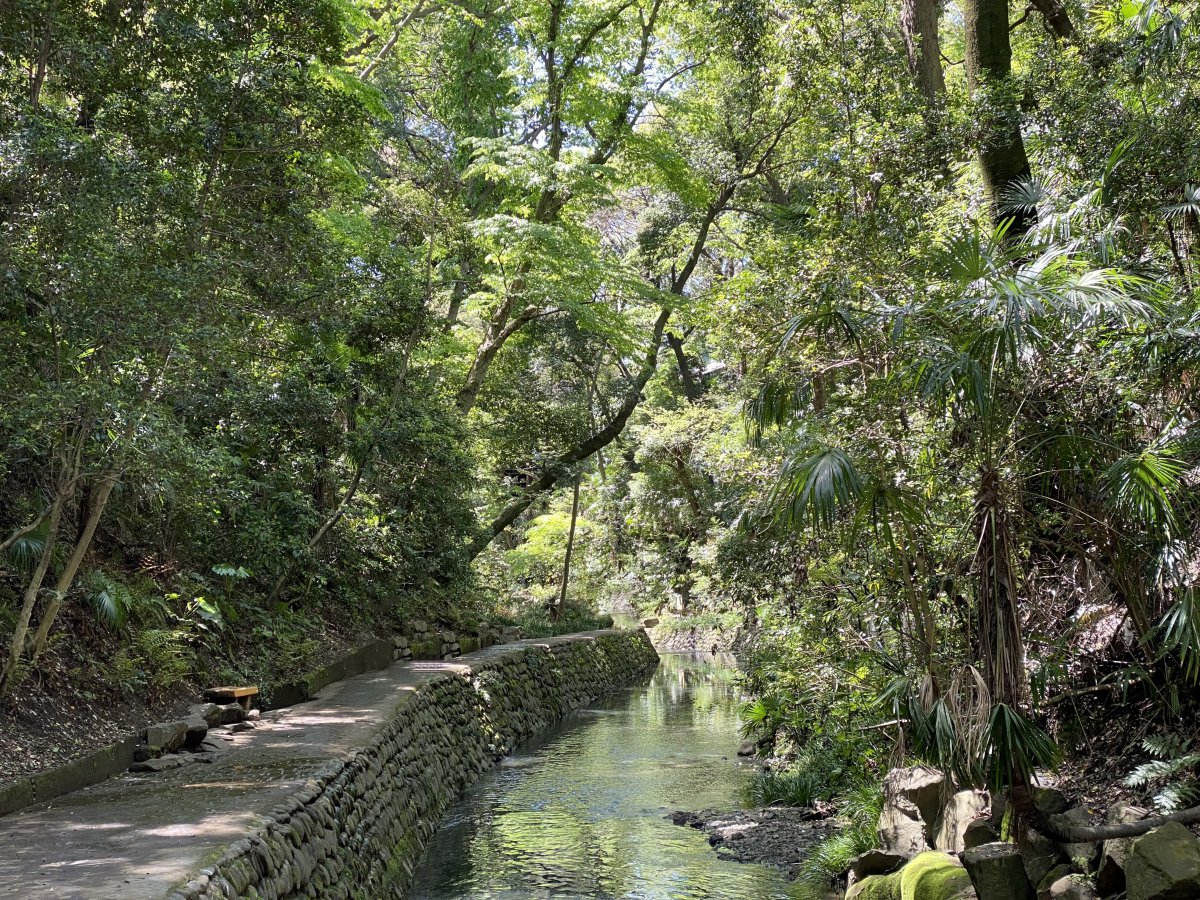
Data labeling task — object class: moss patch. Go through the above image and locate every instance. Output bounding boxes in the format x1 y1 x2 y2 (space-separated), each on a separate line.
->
848 872 901 900
898 852 973 900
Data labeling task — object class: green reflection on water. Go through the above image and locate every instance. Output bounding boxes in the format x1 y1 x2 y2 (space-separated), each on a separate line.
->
406 653 806 900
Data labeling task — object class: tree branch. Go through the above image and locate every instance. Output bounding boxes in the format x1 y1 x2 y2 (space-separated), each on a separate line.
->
469 305 672 557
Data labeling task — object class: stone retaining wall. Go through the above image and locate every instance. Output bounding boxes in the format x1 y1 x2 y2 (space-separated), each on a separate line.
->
649 623 742 653
170 629 659 900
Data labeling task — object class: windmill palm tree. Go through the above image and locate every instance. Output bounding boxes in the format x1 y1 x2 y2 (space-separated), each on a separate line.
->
751 220 1178 791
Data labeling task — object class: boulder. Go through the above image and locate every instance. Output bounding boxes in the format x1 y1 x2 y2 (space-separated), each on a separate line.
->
880 796 932 856
964 820 999 850
217 703 247 725
936 790 990 853
1125 821 1200 900
188 703 222 727
885 766 947 831
963 842 1034 900
183 716 208 748
736 740 758 757
1046 875 1097 900
1018 825 1065 889
144 720 187 753
129 754 185 773
1058 807 1100 871
898 852 976 899
879 766 945 855
1095 803 1148 895
1030 787 1070 815
851 849 909 880
1036 864 1074 900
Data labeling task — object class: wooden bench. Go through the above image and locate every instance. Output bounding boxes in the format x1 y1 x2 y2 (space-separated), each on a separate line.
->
203 685 259 710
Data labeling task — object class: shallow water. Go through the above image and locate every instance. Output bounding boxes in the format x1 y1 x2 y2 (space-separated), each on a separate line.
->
407 653 803 900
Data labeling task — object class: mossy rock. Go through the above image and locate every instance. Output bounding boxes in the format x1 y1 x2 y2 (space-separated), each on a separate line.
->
409 638 441 659
898 852 975 900
847 872 901 900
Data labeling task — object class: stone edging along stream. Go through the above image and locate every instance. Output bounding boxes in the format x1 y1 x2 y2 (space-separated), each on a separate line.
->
170 628 659 900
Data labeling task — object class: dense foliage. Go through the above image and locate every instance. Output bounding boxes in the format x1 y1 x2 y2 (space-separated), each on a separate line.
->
2 0 1199 817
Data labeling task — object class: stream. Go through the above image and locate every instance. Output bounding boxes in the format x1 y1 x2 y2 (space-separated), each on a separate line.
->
407 652 803 899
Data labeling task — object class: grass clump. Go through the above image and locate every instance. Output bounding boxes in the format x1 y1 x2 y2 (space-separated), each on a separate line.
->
791 781 884 899
744 768 823 807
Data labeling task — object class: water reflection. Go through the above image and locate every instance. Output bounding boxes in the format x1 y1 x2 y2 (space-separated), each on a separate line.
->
407 653 803 900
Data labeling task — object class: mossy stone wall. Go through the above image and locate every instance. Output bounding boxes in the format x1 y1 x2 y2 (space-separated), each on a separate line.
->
169 630 659 899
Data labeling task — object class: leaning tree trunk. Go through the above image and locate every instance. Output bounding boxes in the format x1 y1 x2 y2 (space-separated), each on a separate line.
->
963 0 1035 234
0 500 63 696
28 473 119 662
1030 0 1075 40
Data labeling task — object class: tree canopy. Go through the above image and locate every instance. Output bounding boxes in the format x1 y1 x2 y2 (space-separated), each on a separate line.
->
2 0 1199 833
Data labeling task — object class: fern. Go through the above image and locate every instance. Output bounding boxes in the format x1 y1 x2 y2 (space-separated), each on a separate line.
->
1125 733 1200 812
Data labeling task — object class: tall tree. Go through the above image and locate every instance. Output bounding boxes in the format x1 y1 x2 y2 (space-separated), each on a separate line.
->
963 0 1035 232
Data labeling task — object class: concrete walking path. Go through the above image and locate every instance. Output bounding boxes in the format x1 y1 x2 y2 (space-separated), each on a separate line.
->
0 635 605 899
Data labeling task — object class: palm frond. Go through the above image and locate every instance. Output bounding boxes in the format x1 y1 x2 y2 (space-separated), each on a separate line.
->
745 379 812 444
778 296 864 355
771 446 864 531
90 575 132 629
1163 184 1200 222
916 348 990 418
983 703 1061 790
1102 443 1184 534
1158 588 1200 683
4 519 52 573
1000 178 1044 216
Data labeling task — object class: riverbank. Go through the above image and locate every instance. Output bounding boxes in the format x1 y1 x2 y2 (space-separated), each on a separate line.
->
669 806 838 880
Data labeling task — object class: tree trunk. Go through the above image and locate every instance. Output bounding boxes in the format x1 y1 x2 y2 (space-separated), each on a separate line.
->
901 0 946 106
963 0 1035 233
555 474 582 617
470 186 736 556
1030 0 1074 39
0 499 62 696
29 473 118 662
456 293 522 414
28 4 54 111
1017 788 1200 842
444 265 471 331
667 331 702 403
973 468 1024 708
